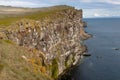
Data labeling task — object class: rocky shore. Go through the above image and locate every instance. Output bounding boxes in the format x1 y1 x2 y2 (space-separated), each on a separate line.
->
0 5 91 80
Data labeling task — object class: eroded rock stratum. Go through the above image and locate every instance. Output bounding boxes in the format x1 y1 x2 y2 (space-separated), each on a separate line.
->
0 5 91 80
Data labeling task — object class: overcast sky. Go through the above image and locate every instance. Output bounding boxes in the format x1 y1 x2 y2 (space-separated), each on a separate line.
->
0 0 120 18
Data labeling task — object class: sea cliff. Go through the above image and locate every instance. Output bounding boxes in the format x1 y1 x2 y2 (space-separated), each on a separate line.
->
0 5 91 80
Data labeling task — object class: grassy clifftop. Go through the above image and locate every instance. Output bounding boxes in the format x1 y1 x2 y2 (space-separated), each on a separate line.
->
0 5 74 26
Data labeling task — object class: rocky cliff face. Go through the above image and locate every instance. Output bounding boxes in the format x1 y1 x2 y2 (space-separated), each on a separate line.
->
2 6 91 79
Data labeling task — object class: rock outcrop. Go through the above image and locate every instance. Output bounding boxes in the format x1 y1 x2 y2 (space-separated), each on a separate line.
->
2 6 91 79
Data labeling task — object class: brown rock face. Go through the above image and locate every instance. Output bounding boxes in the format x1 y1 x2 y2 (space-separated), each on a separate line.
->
4 6 91 79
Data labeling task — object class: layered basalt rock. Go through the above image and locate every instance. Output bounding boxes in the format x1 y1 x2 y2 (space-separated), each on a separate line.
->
3 6 91 79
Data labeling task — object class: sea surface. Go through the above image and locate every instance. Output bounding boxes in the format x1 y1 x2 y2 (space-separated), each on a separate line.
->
71 18 120 80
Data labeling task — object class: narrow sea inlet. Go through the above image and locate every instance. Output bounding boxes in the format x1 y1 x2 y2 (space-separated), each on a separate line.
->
71 18 120 80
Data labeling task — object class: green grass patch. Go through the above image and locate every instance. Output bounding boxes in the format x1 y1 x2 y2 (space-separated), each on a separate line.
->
0 5 74 28
0 39 52 80
0 7 69 26
0 63 4 72
51 58 58 79
3 40 14 44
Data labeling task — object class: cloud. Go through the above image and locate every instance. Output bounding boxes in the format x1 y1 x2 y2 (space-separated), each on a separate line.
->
80 0 120 5
80 0 93 3
83 8 120 18
104 14 110 16
105 0 120 5
0 0 49 7
94 13 100 17
0 0 120 9
80 0 120 4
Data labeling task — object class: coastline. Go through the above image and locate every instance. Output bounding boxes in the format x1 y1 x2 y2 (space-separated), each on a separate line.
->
70 18 120 80
0 5 91 80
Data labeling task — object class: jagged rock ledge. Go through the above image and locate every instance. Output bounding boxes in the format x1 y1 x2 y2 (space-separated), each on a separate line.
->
1 5 91 80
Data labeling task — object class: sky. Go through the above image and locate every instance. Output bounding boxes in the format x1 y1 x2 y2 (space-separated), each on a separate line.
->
0 0 120 18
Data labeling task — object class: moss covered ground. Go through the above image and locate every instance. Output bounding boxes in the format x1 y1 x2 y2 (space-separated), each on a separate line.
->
0 5 72 26
0 40 52 80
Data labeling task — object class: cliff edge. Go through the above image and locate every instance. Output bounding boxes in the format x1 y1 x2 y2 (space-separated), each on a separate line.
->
0 5 91 80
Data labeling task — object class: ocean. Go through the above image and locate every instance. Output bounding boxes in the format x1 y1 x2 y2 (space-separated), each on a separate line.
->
70 18 120 80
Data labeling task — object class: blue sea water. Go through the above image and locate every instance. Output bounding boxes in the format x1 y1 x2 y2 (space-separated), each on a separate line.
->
71 18 120 80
